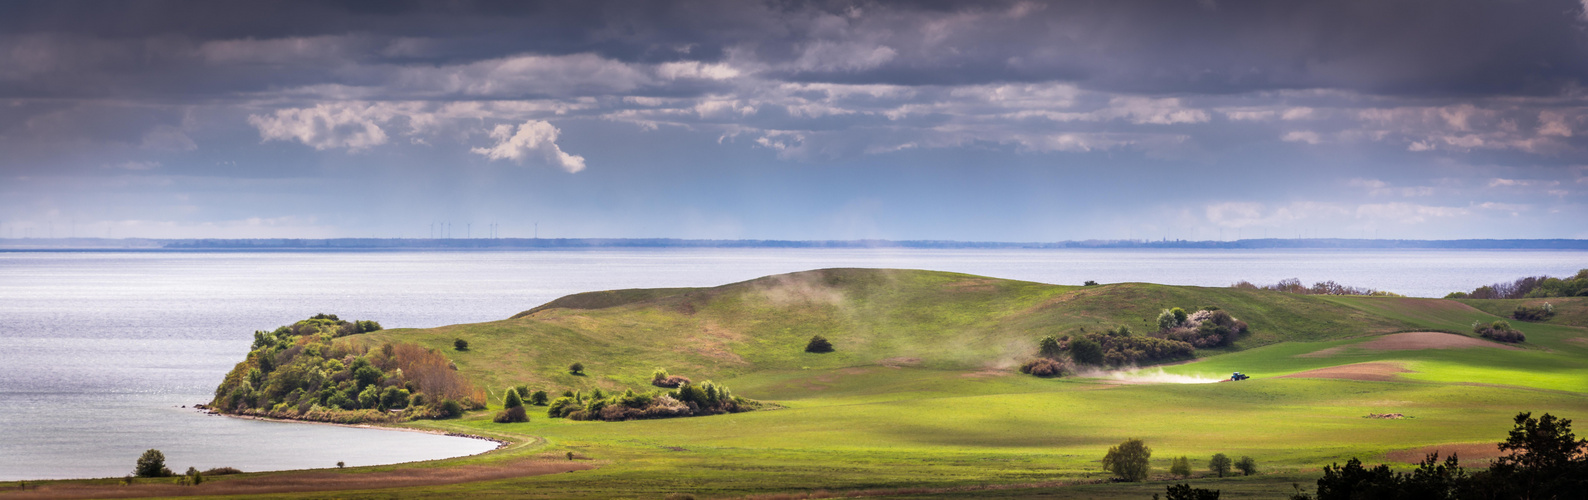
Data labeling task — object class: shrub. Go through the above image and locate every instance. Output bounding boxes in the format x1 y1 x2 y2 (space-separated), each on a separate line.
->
1235 456 1257 476
1209 453 1232 478
437 399 464 418
1165 483 1220 500
1512 303 1556 322
134 449 172 478
493 405 529 423
453 338 469 351
503 387 523 408
1474 320 1526 343
201 467 241 476
1068 336 1105 365
1084 280 1099 286
568 362 584 375
1019 358 1069 377
805 335 835 353
1101 438 1151 481
1170 455 1192 477
184 467 203 486
529 390 549 406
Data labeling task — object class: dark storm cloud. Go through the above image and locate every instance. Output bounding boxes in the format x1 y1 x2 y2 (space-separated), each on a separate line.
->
3 0 1587 240
4 0 1587 98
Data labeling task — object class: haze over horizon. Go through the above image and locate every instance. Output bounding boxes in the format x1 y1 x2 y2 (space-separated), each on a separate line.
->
4 0 1588 241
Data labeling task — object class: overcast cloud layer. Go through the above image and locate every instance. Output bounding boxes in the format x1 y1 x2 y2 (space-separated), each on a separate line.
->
3 0 1587 240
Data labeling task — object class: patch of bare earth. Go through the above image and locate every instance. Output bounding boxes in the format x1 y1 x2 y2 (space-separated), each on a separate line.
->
959 369 1008 379
1386 443 1503 466
2 458 594 499
1299 331 1518 358
1277 362 1412 382
1568 337 1588 347
878 357 921 369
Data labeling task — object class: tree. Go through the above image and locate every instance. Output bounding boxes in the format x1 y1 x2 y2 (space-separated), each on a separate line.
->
134 449 172 478
805 335 834 353
1170 456 1192 477
503 387 523 408
1084 280 1099 286
529 390 549 406
1069 336 1104 365
1209 453 1232 478
453 338 469 351
1037 335 1063 359
1235 456 1257 476
568 362 585 375
184 467 203 486
1164 483 1220 500
1102 438 1152 481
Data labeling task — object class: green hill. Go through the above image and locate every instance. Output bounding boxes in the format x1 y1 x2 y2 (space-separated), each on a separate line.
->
347 268 1536 397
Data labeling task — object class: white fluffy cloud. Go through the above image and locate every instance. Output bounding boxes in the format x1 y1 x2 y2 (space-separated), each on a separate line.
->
470 120 587 173
247 103 390 151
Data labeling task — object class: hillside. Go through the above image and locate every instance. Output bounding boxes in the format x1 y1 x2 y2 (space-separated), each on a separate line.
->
347 268 1513 397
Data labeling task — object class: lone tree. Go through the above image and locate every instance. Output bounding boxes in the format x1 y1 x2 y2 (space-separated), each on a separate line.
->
529 390 549 406
134 449 172 478
453 338 469 351
569 362 585 375
1209 453 1232 478
1101 438 1152 481
805 335 835 353
503 387 523 408
1234 456 1257 476
1169 455 1192 477
1037 335 1063 359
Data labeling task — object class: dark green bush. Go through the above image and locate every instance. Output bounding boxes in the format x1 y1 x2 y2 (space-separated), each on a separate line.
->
438 399 464 418
202 467 241 476
493 405 529 423
805 335 835 353
1165 483 1220 500
529 390 549 406
569 362 585 375
1475 320 1526 343
503 387 523 408
453 338 469 351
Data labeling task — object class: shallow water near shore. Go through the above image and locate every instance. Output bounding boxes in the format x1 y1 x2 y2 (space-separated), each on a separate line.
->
1 248 1583 480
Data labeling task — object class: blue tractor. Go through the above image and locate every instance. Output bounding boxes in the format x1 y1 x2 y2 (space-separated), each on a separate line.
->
1229 372 1250 381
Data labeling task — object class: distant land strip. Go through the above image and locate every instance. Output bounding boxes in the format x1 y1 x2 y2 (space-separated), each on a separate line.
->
3 237 1588 250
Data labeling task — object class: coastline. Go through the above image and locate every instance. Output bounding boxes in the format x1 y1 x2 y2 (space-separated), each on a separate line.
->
197 406 513 452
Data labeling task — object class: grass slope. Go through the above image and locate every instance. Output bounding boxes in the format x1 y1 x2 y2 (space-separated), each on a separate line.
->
352 268 1429 396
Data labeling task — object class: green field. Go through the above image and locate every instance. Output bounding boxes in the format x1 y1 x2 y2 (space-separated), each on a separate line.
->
12 268 1587 499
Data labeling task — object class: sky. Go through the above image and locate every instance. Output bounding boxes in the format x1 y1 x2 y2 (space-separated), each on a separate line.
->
3 0 1588 241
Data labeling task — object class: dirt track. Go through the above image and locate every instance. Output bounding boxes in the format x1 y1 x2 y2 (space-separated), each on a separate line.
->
1386 442 1503 466
0 457 595 499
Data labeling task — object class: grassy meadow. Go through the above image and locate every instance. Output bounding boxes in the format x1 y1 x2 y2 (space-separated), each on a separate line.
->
8 268 1586 499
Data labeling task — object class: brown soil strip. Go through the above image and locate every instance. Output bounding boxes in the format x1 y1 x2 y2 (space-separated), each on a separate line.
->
1568 337 1588 346
1359 331 1519 351
1 458 593 499
1299 331 1518 358
1277 362 1412 382
1386 442 1503 466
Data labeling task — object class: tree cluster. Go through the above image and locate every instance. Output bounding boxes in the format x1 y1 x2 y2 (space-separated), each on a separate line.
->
1445 269 1588 299
1061 327 1195 367
1473 320 1526 343
1156 308 1249 348
213 316 484 423
547 381 756 422
1291 412 1587 500
1512 303 1556 322
1233 279 1401 297
651 368 691 388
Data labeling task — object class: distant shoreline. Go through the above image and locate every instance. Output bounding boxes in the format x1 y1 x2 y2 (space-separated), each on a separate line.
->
4 237 1588 251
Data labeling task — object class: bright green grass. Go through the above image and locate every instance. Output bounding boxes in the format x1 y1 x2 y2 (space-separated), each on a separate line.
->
21 269 1585 499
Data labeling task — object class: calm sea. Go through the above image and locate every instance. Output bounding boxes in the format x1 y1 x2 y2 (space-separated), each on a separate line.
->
2 248 1584 480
